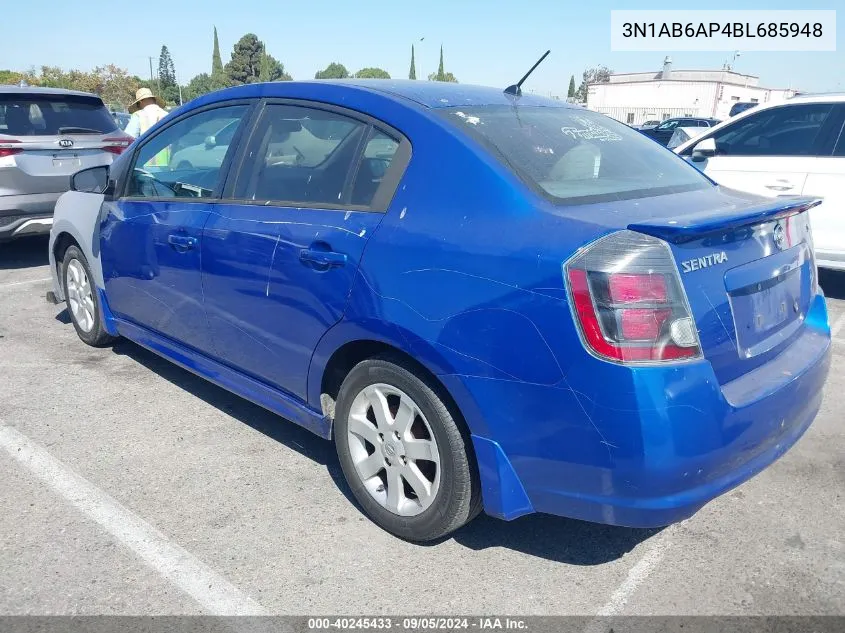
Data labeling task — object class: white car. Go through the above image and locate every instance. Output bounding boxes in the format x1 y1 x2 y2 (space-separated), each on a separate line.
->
674 94 845 271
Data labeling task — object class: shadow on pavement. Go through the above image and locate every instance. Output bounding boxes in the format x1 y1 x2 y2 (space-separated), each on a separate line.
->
109 337 659 565
819 269 845 301
0 235 50 270
450 513 661 564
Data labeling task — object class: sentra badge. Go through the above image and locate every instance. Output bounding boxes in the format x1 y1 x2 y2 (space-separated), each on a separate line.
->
681 251 728 273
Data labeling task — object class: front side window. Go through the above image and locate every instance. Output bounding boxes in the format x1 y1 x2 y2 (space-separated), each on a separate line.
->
441 106 709 204
126 104 248 199
706 103 834 157
234 104 397 208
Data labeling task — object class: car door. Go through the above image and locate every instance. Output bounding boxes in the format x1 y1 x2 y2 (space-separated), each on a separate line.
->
802 105 845 266
201 101 409 400
681 103 840 197
99 101 253 353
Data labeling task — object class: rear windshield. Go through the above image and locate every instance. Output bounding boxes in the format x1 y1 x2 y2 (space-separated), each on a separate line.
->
441 106 711 204
0 94 118 136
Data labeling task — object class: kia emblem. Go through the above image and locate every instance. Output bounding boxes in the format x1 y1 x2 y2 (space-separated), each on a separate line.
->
58 139 73 148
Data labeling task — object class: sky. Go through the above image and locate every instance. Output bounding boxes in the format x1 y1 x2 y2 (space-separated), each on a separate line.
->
3 0 844 95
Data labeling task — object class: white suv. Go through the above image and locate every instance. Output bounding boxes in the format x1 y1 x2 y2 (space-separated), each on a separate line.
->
674 94 845 271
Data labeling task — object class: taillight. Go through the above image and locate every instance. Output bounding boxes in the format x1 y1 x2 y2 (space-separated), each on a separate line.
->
565 230 701 364
804 217 818 294
0 140 22 158
102 137 131 155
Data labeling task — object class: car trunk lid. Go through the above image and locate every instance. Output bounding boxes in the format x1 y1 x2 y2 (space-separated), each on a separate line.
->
630 195 820 384
0 134 129 195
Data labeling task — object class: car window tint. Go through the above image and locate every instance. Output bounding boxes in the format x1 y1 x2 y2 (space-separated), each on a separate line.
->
0 94 117 136
442 106 710 204
350 129 400 206
657 120 678 130
711 104 834 157
126 105 248 199
234 104 370 207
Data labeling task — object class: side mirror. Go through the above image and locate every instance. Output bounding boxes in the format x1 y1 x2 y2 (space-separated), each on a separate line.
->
70 165 109 194
691 137 716 162
204 135 217 150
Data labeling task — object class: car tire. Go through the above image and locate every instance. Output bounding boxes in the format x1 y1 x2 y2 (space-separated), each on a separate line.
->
334 356 481 542
61 246 116 347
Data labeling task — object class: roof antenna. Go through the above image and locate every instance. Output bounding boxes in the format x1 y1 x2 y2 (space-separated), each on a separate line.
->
504 50 551 97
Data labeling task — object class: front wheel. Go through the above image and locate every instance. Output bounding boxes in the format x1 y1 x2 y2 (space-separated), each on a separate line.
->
61 246 116 347
334 357 481 541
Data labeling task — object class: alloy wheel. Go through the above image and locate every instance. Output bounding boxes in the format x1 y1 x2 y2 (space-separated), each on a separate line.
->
346 383 441 516
65 259 95 333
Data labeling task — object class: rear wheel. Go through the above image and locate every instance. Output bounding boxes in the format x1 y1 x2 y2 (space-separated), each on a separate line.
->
61 246 116 347
334 357 480 541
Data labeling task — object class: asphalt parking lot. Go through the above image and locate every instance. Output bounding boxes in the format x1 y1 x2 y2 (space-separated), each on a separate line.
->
0 235 843 617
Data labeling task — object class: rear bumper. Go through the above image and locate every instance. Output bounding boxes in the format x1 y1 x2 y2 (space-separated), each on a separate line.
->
0 192 61 241
455 293 832 526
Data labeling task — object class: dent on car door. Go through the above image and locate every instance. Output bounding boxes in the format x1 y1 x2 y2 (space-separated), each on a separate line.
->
686 103 838 197
201 102 408 401
99 102 252 352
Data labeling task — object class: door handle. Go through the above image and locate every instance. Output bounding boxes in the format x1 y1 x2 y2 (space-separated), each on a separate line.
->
299 248 347 268
167 234 197 250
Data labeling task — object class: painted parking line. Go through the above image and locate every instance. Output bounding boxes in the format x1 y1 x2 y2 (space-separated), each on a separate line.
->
583 524 679 631
0 277 51 290
0 425 268 616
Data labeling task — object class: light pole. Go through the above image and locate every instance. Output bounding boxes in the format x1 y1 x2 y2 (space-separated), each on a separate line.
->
417 37 425 80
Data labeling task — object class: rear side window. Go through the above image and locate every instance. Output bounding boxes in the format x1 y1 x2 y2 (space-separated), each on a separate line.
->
708 103 834 157
441 106 709 204
233 104 398 208
0 93 118 136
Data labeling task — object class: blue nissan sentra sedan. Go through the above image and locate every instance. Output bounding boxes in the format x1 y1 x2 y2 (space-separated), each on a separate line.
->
47 80 832 542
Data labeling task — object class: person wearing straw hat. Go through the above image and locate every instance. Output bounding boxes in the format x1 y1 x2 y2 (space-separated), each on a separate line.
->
124 87 170 168
123 87 168 139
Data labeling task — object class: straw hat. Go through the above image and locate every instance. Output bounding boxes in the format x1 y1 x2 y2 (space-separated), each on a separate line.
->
128 87 165 113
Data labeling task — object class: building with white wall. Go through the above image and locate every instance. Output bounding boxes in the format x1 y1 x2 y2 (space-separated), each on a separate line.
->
587 58 796 125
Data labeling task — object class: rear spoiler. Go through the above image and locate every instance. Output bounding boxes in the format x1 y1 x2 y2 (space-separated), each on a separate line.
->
629 196 822 244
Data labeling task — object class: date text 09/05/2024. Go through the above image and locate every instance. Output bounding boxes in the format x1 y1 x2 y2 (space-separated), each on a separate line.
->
622 22 823 38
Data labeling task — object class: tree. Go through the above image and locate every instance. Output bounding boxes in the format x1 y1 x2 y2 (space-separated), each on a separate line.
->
315 62 349 80
436 45 445 80
567 75 576 99
260 45 291 82
211 27 227 90
158 45 176 89
225 33 265 85
428 46 456 82
184 73 213 101
258 47 273 82
428 71 457 83
0 69 36 86
95 65 141 110
575 65 611 103
354 67 390 79
409 45 416 80
212 27 223 76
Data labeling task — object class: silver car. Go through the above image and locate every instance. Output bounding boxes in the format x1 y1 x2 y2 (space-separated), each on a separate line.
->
0 86 132 241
